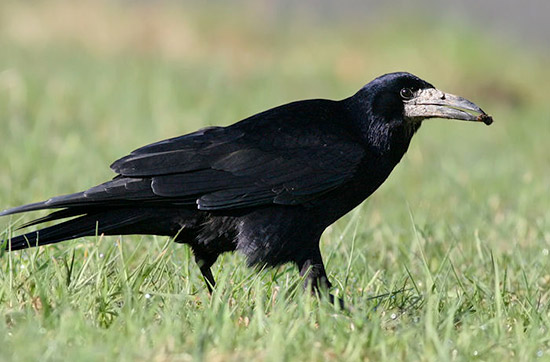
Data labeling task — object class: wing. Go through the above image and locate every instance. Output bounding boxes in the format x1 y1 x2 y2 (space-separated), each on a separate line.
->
0 100 366 217
109 102 366 210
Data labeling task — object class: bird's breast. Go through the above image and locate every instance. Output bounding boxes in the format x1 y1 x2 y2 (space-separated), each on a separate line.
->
310 154 401 227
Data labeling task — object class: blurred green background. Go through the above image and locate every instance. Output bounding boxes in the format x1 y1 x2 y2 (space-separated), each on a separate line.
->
0 1 549 361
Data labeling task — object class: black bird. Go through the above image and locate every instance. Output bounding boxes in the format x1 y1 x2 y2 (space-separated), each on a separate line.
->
1 72 492 301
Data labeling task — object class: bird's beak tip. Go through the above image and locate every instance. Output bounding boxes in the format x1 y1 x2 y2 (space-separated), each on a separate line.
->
477 113 493 126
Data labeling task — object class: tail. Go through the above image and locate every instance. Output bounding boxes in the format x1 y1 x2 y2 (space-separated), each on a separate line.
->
0 177 159 219
0 191 90 217
3 208 158 251
2 179 194 250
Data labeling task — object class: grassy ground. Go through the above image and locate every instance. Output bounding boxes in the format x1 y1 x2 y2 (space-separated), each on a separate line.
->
1 2 550 361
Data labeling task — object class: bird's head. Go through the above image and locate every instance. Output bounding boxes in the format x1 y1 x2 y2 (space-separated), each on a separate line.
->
348 72 492 156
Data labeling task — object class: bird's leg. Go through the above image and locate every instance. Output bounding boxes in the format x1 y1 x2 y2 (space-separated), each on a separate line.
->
198 261 215 294
298 249 345 309
193 251 218 294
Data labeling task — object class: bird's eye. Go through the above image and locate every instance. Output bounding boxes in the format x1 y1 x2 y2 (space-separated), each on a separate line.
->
400 88 414 100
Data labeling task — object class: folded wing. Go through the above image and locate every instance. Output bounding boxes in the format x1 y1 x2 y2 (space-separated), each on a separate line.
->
110 123 365 210
1 100 366 217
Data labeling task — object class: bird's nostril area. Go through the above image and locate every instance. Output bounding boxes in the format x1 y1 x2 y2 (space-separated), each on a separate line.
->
440 93 446 100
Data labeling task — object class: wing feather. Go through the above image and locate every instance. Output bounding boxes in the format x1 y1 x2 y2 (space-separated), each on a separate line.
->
105 100 366 210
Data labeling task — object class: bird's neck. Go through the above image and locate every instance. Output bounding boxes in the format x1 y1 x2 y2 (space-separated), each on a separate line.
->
383 122 420 162
343 97 419 162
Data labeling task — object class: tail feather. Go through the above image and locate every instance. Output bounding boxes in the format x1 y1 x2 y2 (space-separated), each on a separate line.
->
0 179 154 218
17 208 88 230
4 209 152 251
0 192 87 217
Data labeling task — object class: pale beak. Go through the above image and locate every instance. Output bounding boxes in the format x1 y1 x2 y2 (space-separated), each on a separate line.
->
404 88 493 125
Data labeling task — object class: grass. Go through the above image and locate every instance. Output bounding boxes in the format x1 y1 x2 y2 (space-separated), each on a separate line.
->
1 1 550 361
